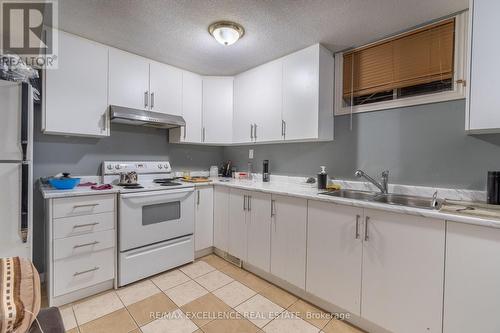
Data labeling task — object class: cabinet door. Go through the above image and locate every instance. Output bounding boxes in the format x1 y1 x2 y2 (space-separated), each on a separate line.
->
45 31 109 136
194 187 214 252
149 61 182 115
252 59 283 142
109 48 150 110
181 71 202 142
270 195 307 289
282 45 319 140
233 71 254 143
468 0 500 131
228 188 248 260
306 201 363 315
213 186 230 252
202 77 233 143
361 209 445 333
444 222 500 333
246 192 272 272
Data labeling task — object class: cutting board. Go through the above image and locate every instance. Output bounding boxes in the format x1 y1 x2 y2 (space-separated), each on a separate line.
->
183 177 212 183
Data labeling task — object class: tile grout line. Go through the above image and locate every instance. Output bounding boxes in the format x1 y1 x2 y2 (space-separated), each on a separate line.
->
115 287 141 333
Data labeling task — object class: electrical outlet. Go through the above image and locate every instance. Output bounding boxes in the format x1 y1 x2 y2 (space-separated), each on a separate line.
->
249 149 254 159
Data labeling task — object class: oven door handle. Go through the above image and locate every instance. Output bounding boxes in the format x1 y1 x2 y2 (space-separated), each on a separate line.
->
120 187 194 199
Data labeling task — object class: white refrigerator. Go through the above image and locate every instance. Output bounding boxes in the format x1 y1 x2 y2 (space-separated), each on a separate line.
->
0 80 33 259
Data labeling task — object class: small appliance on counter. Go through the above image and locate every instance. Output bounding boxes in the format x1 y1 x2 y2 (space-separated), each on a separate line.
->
263 160 270 182
318 166 328 190
487 171 500 204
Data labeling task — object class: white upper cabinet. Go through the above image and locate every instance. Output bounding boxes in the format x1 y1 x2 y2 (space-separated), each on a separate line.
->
233 59 283 143
361 209 445 333
44 31 109 137
109 48 150 110
306 201 363 316
149 61 182 116
444 222 500 333
169 71 203 143
282 44 334 141
467 0 500 132
202 77 233 144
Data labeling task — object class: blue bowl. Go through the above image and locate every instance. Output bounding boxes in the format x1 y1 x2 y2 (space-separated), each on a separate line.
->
49 178 81 190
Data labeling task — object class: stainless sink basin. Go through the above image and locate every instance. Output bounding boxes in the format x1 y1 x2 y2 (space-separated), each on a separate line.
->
320 190 441 210
320 189 379 200
372 194 442 210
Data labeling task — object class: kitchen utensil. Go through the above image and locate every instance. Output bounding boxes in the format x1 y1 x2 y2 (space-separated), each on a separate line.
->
119 171 138 185
487 171 500 204
318 166 328 190
48 177 81 190
263 160 270 182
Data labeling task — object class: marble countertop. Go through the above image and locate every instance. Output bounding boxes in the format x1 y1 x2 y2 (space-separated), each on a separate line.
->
39 175 500 229
208 178 500 229
40 184 120 199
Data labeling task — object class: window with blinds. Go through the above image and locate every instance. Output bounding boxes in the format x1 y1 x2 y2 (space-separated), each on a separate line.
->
342 18 455 107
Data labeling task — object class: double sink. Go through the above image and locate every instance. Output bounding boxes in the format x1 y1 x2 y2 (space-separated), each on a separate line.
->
320 189 442 210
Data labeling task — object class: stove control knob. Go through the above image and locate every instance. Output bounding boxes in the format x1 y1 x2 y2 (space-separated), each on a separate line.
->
115 164 121 170
158 164 163 169
164 164 169 169
107 165 112 170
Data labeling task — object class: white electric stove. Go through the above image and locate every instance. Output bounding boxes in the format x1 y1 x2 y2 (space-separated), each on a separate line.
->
102 161 195 286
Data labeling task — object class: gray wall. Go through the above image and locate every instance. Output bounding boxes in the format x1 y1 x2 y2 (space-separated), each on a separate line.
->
224 100 500 190
32 108 223 271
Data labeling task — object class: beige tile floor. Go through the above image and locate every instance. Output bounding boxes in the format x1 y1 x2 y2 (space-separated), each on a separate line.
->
55 254 366 333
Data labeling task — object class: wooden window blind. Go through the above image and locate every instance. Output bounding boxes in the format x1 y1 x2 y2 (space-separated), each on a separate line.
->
343 18 455 99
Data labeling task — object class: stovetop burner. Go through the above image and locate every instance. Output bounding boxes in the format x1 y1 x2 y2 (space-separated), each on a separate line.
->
160 182 182 186
118 183 144 189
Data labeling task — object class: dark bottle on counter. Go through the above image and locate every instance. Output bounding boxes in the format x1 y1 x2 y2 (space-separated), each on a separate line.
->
318 166 328 190
263 160 270 182
487 171 500 204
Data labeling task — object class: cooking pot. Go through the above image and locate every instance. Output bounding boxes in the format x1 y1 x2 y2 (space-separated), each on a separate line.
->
119 171 138 185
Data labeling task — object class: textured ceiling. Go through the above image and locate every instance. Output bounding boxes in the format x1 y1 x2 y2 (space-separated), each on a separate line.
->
58 0 468 75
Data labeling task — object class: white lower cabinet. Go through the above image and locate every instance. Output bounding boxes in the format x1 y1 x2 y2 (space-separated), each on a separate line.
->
443 221 500 333
246 191 272 272
306 201 363 316
228 188 248 260
194 186 214 252
270 195 307 289
213 186 230 252
361 209 445 333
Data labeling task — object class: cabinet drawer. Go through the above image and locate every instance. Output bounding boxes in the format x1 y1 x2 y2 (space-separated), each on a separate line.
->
54 230 115 260
54 248 115 297
53 212 114 239
53 195 115 218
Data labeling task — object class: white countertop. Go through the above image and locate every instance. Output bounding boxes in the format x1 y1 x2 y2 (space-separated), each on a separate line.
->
40 176 500 229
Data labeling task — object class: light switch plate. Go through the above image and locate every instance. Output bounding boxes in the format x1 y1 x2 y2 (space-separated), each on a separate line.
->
249 149 254 159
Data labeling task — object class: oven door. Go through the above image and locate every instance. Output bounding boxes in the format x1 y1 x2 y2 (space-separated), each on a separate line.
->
119 188 194 251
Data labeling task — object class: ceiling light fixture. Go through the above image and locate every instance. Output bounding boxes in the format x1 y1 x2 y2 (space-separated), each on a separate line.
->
208 21 245 46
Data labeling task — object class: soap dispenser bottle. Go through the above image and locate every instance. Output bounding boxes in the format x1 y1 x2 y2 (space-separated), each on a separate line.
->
318 166 328 190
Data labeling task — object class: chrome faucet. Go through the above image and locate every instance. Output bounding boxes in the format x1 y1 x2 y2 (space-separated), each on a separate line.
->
354 169 389 194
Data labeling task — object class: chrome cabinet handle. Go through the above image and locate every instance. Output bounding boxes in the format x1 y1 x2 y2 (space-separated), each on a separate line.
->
74 267 100 276
364 216 370 241
144 91 149 108
243 195 247 211
271 199 276 217
250 124 254 139
282 120 286 138
254 123 257 140
151 92 155 109
202 127 206 142
248 196 251 211
183 125 187 139
197 190 200 205
73 241 99 249
355 214 360 239
73 203 99 209
73 222 99 228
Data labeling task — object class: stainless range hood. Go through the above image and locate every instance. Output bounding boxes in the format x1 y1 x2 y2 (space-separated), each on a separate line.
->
110 105 185 129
